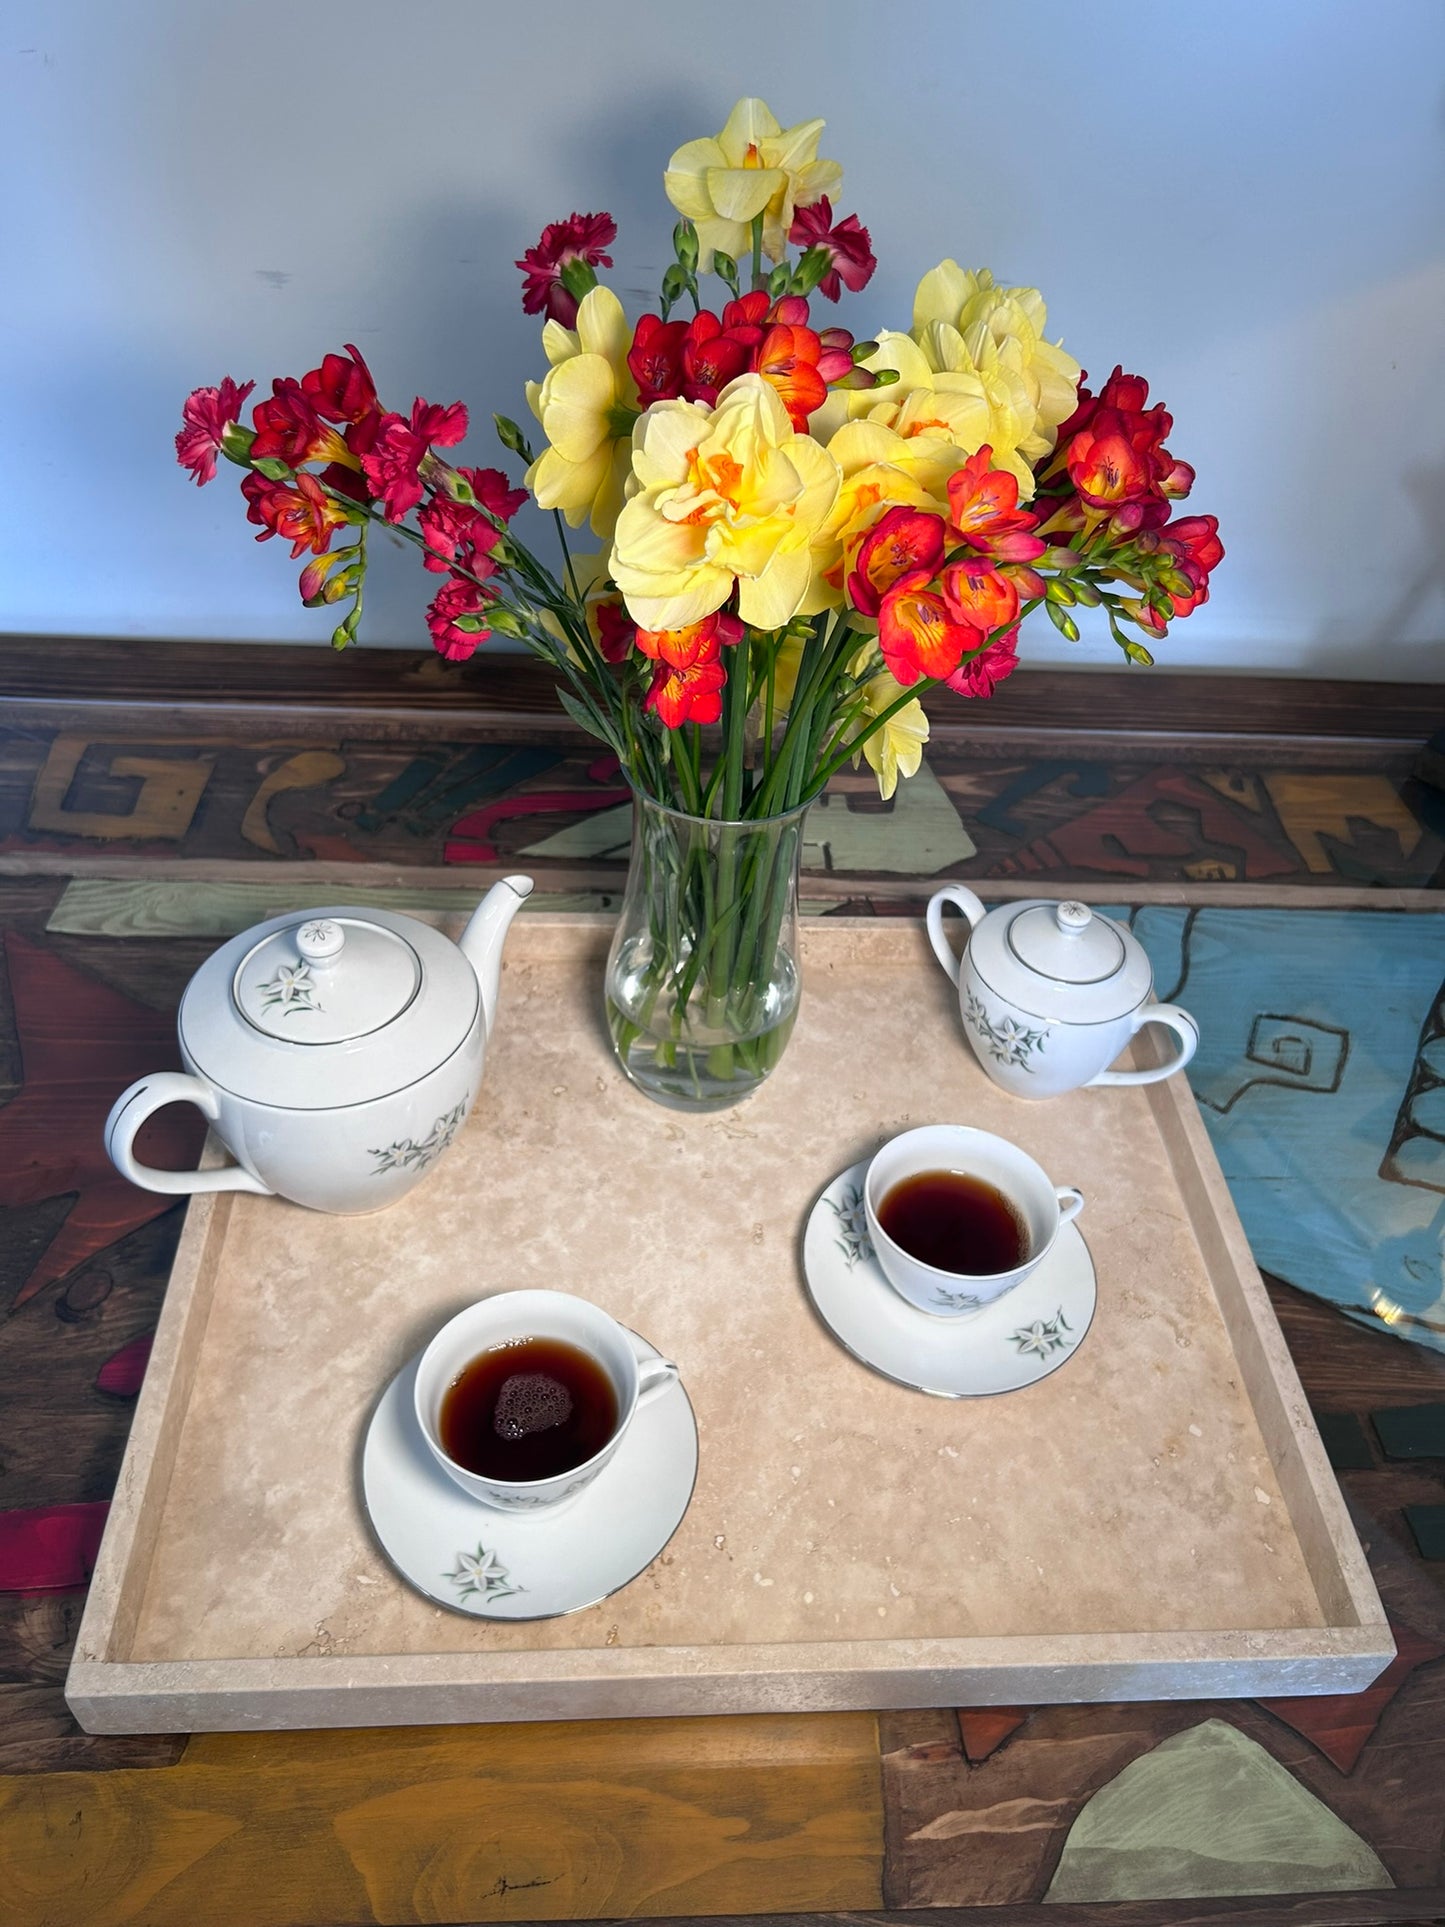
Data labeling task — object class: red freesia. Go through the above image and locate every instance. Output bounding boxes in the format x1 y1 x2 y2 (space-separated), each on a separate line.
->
945 627 1020 699
634 610 743 671
645 651 728 728
1156 513 1224 616
516 212 617 327
240 470 351 557
176 376 255 486
360 398 470 522
946 449 1046 561
593 596 637 664
940 557 1020 637
628 313 689 405
426 573 491 662
847 506 947 617
788 196 877 301
877 572 975 685
300 345 377 424
250 379 353 469
720 291 771 348
682 311 749 405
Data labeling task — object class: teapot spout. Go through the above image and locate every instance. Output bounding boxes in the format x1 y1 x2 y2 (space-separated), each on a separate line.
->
459 876 534 1040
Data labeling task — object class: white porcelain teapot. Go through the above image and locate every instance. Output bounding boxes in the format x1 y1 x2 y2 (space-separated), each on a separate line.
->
926 887 1198 1100
104 878 533 1213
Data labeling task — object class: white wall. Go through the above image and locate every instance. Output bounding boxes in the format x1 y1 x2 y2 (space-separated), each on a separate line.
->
3 0 1443 679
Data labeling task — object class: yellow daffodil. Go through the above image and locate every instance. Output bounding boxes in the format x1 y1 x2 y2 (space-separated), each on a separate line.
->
909 264 1082 490
844 645 929 800
610 373 840 631
525 286 638 538
664 97 842 270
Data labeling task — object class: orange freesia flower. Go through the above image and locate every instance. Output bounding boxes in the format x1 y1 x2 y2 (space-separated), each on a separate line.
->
940 557 1020 636
755 323 829 429
635 610 744 671
945 447 1046 561
846 505 947 617
877 572 974 685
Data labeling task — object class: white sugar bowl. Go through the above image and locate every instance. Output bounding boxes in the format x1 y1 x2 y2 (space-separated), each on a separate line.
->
104 878 533 1213
926 887 1198 1100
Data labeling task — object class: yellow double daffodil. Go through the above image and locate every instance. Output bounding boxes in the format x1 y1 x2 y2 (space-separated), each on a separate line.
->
664 97 842 270
610 373 840 631
525 286 637 538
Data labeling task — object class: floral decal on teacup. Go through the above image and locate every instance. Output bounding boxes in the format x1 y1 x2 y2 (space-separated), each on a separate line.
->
964 991 1048 1071
445 1543 525 1603
1009 1307 1073 1358
256 961 322 1016
369 1100 466 1176
826 1181 873 1268
931 1284 986 1312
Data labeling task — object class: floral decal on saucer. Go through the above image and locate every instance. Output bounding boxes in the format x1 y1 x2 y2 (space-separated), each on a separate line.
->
964 992 1047 1071
369 1100 466 1176
825 1181 873 1268
445 1544 525 1603
256 961 321 1016
1009 1307 1073 1358
932 1284 986 1312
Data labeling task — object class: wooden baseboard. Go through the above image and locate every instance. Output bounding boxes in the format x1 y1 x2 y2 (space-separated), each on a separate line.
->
1 636 1438 748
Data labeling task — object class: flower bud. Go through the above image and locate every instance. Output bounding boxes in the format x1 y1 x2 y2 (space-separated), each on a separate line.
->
712 250 741 295
792 245 832 296
672 218 699 272
849 339 880 362
1121 638 1155 666
251 455 294 483
484 604 528 639
1045 600 1080 642
558 255 599 302
1071 578 1101 607
494 414 535 462
220 421 255 465
870 368 901 388
766 263 791 299
1044 578 1077 607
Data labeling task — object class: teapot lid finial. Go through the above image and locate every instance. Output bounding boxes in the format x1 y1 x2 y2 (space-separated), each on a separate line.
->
1056 901 1092 933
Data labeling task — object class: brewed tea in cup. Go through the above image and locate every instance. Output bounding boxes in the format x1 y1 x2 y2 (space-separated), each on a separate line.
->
864 1125 1083 1318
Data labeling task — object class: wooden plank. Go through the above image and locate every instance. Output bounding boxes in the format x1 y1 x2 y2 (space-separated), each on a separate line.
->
0 1712 884 1927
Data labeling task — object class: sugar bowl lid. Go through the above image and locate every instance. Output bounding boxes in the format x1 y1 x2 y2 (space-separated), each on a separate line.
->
969 899 1154 1023
179 905 479 1110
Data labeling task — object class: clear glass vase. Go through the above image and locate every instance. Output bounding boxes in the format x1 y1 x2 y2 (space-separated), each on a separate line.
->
605 790 809 1112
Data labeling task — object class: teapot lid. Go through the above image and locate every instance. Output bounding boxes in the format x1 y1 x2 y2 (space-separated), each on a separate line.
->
971 899 1153 1023
179 905 478 1111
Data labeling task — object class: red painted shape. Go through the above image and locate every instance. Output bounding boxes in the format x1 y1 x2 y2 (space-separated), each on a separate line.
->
444 785 631 864
0 1501 109 1592
1256 1615 1445 1772
955 1706 1029 1764
95 1329 154 1397
0 933 206 1309
992 767 1297 880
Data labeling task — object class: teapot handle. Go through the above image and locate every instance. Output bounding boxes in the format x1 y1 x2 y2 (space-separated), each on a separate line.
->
925 885 988 986
104 1073 273 1197
1088 1004 1200 1088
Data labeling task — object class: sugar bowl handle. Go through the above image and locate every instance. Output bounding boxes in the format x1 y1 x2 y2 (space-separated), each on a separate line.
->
1088 1004 1200 1088
925 885 988 986
104 1073 274 1196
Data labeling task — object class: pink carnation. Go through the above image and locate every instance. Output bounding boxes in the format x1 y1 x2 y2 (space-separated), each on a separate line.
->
788 198 876 302
516 212 616 327
175 376 255 486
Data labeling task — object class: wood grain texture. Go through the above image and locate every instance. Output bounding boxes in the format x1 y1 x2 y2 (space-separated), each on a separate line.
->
1 638 1438 745
0 1713 884 1926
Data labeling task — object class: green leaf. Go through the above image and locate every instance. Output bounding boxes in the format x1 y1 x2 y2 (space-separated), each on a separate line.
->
251 456 293 482
556 687 622 754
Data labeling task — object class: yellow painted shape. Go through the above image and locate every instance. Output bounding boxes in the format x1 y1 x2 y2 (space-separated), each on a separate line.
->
0 1713 882 1926
1264 773 1424 874
28 736 215 842
241 750 346 853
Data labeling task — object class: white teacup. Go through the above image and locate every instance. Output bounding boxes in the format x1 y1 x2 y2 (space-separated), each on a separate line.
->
413 1289 678 1512
864 1125 1083 1319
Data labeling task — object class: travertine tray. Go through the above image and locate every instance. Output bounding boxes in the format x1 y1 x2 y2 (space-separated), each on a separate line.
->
68 917 1391 1732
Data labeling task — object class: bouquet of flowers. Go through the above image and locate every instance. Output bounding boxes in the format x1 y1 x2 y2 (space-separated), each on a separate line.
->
177 96 1221 1108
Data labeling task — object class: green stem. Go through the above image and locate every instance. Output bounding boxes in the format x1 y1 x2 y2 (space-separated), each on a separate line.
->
750 213 764 292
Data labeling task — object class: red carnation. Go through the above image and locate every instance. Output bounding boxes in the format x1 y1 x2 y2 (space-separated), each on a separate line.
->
516 212 616 327
463 465 527 522
175 376 255 485
788 197 877 302
417 493 502 576
945 628 1020 699
426 573 491 662
360 398 469 523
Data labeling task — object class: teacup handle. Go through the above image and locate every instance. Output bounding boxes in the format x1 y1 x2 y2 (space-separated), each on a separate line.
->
926 885 988 986
104 1073 273 1197
1088 1004 1200 1088
1056 1186 1084 1225
633 1345 680 1409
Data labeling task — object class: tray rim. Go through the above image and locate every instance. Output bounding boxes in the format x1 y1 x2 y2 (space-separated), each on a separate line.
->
67 913 1393 1733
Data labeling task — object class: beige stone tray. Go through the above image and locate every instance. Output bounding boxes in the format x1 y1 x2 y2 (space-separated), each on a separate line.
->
68 916 1391 1733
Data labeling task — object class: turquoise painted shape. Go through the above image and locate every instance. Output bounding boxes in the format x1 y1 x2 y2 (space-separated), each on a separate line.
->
1109 907 1445 1354
1043 1719 1393 1901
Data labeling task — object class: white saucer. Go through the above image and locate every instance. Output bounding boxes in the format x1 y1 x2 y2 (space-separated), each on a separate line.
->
361 1338 698 1620
802 1159 1097 1397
